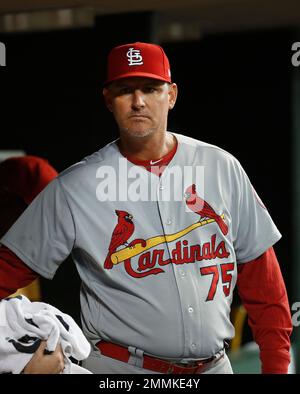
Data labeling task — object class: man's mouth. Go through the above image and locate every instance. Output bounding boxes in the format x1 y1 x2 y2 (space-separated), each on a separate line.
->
129 115 150 119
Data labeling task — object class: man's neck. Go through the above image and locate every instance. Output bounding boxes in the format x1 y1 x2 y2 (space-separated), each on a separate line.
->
118 131 176 161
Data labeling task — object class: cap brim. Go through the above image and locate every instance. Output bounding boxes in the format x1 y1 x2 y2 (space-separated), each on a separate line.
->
104 72 171 86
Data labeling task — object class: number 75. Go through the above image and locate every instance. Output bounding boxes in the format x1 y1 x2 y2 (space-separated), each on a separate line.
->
200 263 235 301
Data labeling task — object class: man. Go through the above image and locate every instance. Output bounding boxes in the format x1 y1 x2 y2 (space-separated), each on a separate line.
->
0 156 64 373
0 42 292 374
0 155 58 303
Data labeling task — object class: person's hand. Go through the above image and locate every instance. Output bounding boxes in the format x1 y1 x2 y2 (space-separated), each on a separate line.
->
22 340 65 374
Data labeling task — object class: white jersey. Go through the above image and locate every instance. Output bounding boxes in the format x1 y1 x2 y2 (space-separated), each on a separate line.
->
1 133 281 359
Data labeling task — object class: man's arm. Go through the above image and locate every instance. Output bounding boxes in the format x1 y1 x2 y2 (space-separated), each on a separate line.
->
237 247 293 374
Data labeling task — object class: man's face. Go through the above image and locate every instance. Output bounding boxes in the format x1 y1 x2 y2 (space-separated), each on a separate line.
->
103 77 177 138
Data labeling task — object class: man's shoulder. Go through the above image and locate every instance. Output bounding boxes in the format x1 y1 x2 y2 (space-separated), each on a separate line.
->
58 139 119 180
175 132 239 164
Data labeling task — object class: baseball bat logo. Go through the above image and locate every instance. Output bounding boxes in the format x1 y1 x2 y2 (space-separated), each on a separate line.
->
103 186 230 278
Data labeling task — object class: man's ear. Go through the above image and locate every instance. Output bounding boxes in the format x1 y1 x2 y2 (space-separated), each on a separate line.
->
103 88 113 112
168 83 178 110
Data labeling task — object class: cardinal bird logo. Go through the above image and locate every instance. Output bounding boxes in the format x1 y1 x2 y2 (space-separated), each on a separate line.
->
185 184 228 236
104 210 135 269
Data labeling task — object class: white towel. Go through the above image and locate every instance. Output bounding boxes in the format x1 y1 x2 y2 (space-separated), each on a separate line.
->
0 295 91 374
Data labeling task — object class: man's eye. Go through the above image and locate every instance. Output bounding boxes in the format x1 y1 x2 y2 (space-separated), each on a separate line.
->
144 87 156 93
118 87 131 95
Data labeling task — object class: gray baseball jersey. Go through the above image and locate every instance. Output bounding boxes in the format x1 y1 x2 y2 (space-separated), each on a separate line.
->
1 132 281 359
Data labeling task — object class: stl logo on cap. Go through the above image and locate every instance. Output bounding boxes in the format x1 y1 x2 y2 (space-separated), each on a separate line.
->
104 42 172 85
127 47 143 66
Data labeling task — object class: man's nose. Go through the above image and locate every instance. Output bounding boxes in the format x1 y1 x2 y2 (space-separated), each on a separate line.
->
131 90 145 109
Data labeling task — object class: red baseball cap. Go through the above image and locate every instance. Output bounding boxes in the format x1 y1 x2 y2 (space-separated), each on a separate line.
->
105 42 172 85
0 155 58 205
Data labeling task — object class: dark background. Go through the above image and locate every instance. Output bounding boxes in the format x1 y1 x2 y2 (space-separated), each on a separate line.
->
0 13 294 335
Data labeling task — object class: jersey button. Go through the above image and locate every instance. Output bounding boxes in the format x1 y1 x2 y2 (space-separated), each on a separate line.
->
166 219 172 225
188 306 194 313
191 343 197 349
159 185 164 190
180 270 186 277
